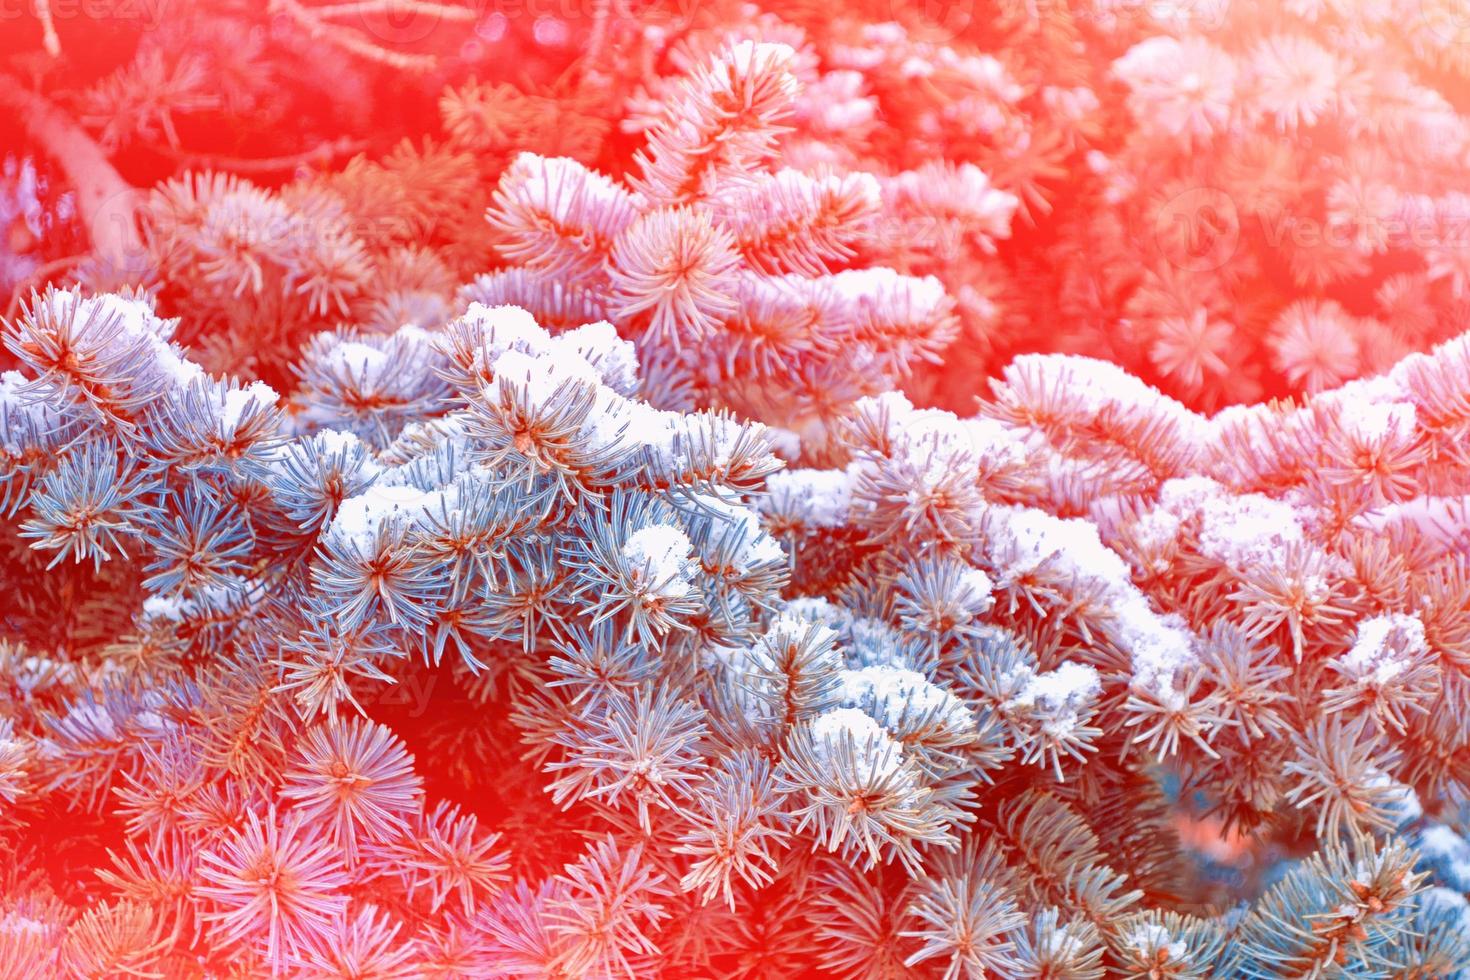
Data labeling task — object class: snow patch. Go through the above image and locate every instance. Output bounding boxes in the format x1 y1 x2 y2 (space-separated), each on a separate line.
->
622 525 695 598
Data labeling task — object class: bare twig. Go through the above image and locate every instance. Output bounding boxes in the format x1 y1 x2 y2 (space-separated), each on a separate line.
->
309 0 474 20
34 0 61 57
268 0 474 72
584 0 613 80
162 136 372 175
5 254 87 319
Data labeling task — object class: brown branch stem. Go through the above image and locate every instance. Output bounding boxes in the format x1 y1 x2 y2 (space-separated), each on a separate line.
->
0 77 143 275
